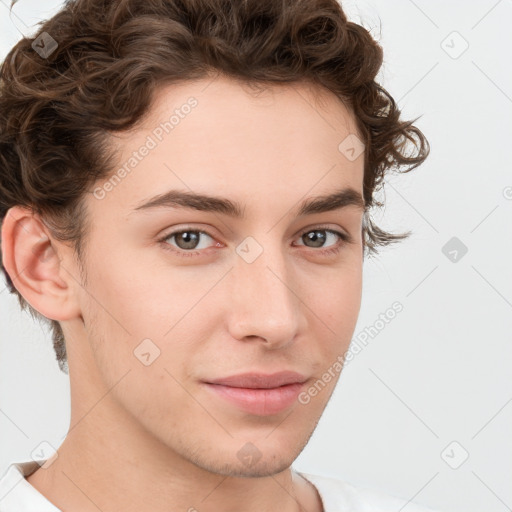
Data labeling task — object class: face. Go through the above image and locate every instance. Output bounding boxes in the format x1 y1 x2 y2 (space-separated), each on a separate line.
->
66 75 365 477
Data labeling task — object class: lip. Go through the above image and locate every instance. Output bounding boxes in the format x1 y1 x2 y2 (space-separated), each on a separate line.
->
202 382 306 415
202 371 308 416
205 371 308 389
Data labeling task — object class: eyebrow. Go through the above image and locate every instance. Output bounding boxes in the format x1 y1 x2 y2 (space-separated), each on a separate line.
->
130 186 366 218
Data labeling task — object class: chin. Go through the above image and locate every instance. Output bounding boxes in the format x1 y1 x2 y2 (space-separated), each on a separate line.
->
207 455 294 479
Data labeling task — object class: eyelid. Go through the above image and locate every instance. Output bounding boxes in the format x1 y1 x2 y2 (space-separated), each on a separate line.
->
296 223 352 242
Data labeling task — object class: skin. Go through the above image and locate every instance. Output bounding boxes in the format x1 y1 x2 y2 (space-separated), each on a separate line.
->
2 74 365 512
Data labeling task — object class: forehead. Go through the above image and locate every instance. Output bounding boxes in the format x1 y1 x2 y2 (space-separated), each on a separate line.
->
145 74 360 136
92 75 364 219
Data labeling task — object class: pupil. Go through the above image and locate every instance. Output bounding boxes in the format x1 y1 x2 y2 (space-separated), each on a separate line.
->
179 231 198 249
306 230 325 248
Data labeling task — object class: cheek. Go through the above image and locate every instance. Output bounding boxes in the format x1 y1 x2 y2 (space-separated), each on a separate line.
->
78 251 166 372
309 261 362 325
302 268 362 406
80 249 215 374
84 249 170 330
303 263 362 369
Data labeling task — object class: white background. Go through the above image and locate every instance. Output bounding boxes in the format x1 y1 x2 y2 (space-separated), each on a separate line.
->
1 1 511 511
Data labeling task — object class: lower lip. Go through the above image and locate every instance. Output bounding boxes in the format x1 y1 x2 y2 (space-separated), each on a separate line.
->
202 382 305 415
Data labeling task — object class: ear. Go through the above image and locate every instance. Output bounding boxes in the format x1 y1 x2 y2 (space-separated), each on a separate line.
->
1 206 82 322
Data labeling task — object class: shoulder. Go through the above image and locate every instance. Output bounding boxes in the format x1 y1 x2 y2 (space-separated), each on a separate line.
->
0 460 60 512
297 471 443 512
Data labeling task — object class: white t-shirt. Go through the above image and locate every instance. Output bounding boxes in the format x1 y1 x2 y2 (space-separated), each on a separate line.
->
0 459 441 512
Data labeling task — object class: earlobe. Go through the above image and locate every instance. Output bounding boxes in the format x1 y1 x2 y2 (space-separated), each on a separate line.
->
1 206 82 322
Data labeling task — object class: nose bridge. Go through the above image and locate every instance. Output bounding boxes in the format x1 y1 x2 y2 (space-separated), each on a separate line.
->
228 237 300 344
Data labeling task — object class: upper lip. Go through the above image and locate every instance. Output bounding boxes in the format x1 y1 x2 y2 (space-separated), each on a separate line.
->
205 371 308 389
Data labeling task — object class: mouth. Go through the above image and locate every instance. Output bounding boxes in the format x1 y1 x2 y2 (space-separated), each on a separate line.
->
205 370 309 389
201 378 307 416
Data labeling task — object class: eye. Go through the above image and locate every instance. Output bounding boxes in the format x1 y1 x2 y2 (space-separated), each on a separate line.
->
158 228 217 257
294 226 352 256
158 225 353 258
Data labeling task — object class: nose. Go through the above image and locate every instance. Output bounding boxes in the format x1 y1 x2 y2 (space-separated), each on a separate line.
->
226 242 302 349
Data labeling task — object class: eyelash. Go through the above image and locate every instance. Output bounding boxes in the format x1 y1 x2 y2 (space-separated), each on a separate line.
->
157 225 354 259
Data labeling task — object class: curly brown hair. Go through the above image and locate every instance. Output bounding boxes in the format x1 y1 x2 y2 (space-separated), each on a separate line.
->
0 0 429 374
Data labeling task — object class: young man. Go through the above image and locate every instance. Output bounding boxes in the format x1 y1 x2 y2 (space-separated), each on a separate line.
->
0 0 436 511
